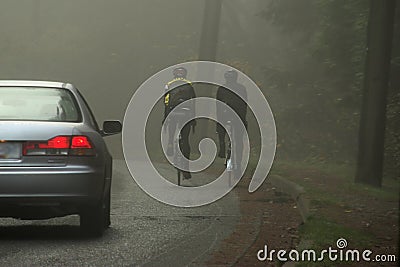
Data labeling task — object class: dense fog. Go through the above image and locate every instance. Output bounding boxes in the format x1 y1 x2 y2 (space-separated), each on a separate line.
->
0 0 398 180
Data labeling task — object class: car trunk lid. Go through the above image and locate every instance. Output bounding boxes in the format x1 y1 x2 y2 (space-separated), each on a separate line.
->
0 121 76 167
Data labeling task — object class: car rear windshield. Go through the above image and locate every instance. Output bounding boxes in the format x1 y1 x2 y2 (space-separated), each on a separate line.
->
0 87 81 122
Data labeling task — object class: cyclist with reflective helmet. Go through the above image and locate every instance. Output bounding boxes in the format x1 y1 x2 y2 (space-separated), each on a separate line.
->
163 67 196 179
216 70 248 172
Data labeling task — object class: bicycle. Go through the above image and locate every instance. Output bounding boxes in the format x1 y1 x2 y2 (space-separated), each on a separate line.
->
224 119 236 187
169 106 190 186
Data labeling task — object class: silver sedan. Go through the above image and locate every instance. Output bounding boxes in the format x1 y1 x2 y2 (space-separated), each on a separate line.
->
0 80 122 236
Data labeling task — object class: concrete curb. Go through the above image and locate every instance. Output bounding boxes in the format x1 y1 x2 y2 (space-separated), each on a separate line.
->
269 175 310 223
268 175 312 267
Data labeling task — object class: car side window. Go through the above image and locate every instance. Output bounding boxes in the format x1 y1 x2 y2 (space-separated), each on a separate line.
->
76 90 100 132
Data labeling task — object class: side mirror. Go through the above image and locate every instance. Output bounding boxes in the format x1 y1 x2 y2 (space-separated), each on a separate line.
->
102 120 122 136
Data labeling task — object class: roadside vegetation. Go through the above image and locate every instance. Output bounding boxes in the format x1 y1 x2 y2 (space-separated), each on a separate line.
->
271 160 398 266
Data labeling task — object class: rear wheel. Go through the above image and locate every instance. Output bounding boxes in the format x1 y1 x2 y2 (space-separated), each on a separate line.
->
104 190 111 228
80 193 110 237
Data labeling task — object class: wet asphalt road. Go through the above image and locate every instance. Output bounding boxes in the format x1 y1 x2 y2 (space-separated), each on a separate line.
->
0 159 240 266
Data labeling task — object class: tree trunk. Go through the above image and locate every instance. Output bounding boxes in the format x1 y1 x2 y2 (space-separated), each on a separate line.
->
355 0 397 187
198 0 223 61
33 0 41 37
197 0 223 139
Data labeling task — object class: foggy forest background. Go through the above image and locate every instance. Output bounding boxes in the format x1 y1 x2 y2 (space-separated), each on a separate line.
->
0 0 398 182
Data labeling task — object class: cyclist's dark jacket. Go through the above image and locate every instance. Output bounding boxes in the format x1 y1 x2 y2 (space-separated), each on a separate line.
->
216 82 247 128
164 78 196 122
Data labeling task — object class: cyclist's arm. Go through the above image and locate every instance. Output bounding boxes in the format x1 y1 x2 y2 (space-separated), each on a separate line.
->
241 84 248 120
216 86 228 119
216 86 227 132
239 84 248 128
189 84 196 126
163 84 170 123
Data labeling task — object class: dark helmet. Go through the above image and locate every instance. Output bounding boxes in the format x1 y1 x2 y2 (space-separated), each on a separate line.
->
173 67 187 78
224 69 238 83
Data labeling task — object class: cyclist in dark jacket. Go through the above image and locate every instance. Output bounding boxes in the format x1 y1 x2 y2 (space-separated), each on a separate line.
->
163 67 196 179
216 70 248 172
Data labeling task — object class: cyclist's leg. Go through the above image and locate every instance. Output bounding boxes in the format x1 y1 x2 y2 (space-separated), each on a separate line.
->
180 124 191 157
180 124 191 179
167 119 177 156
217 123 226 158
234 126 244 177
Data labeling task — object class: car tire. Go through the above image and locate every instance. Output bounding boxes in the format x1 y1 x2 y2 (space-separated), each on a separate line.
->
80 197 109 237
104 190 111 228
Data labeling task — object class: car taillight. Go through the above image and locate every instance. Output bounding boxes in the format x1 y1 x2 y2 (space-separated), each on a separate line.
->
69 136 95 156
23 136 70 156
45 136 71 149
71 136 92 149
23 135 95 156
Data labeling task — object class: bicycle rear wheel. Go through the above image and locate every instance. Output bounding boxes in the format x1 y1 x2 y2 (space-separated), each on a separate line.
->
177 169 181 186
